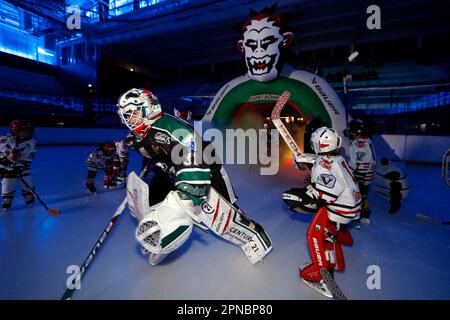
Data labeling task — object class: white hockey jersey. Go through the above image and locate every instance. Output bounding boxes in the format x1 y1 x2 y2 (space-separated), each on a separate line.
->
114 140 129 160
0 134 37 171
309 155 361 224
348 137 376 185
85 148 119 172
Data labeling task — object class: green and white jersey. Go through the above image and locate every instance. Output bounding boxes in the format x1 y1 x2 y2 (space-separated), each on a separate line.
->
133 114 212 204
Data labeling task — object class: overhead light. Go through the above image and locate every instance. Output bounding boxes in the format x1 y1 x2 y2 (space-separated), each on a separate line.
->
347 51 359 63
130 68 134 72
88 84 92 87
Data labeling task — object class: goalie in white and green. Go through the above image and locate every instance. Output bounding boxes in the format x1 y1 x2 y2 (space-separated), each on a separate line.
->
118 88 273 265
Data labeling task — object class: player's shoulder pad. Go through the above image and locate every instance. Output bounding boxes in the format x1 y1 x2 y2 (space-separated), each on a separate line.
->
154 114 193 144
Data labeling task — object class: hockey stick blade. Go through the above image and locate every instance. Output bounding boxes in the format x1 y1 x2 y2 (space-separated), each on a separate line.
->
271 91 304 160
320 268 348 300
416 213 450 225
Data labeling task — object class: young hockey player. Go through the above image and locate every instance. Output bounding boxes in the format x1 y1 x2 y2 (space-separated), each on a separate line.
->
347 119 376 224
117 88 272 266
85 141 121 193
282 127 361 298
0 120 37 210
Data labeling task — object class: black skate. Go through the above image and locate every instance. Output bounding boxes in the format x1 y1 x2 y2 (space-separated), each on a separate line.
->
86 183 97 193
25 198 35 207
2 202 12 210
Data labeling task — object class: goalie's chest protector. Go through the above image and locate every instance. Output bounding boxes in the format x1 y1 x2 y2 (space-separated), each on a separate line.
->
134 114 193 169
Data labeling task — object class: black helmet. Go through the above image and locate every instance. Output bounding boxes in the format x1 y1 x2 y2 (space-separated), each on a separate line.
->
101 141 116 156
10 120 34 142
348 119 370 139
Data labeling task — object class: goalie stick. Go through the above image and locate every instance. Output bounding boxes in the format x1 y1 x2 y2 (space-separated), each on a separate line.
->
320 268 348 300
416 213 450 225
61 166 149 300
271 91 304 162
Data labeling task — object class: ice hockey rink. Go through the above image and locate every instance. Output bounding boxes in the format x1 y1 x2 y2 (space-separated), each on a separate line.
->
0 145 449 300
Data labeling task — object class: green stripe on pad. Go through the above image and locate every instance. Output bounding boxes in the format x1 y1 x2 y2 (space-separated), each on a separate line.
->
161 225 190 249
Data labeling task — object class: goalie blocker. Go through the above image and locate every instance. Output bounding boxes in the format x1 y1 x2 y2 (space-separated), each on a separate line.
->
127 171 272 265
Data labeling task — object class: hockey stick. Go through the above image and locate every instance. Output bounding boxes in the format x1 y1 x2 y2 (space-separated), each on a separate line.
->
271 91 304 161
61 167 149 300
18 176 60 214
416 213 450 225
320 268 348 300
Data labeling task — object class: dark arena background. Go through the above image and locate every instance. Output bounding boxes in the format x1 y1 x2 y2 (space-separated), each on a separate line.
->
0 0 450 305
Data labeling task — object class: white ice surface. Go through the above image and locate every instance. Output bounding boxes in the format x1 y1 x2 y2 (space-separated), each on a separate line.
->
0 146 449 300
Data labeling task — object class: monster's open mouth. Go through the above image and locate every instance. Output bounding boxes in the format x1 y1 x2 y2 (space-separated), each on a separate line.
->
247 54 277 75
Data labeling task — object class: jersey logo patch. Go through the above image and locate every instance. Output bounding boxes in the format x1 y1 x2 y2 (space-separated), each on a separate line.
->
356 152 366 161
155 132 171 144
317 174 336 188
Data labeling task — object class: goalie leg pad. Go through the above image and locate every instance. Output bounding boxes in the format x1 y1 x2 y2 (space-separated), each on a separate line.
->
336 226 353 246
195 187 272 264
135 191 193 256
302 207 343 280
126 171 151 220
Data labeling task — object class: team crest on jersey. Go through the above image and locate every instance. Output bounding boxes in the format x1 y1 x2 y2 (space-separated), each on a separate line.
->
319 159 332 170
154 132 171 144
356 151 366 161
317 174 336 188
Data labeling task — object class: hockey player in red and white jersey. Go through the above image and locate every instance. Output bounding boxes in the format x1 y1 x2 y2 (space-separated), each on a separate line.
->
0 120 37 210
282 127 361 298
347 119 376 224
85 141 121 193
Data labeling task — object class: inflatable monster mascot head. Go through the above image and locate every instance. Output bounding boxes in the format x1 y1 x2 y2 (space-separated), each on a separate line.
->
237 4 294 83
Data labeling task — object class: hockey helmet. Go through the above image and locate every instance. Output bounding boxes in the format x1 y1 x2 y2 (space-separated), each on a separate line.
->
101 141 116 156
117 88 162 141
348 119 369 139
10 120 34 142
310 126 341 155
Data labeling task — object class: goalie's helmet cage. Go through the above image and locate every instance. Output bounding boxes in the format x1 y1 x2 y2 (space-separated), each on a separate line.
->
117 88 162 141
310 126 342 155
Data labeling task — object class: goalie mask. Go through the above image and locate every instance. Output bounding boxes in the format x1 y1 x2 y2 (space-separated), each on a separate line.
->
117 88 162 141
310 127 342 155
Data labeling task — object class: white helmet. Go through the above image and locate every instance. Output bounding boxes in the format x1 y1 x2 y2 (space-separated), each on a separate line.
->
310 126 342 154
117 88 162 140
